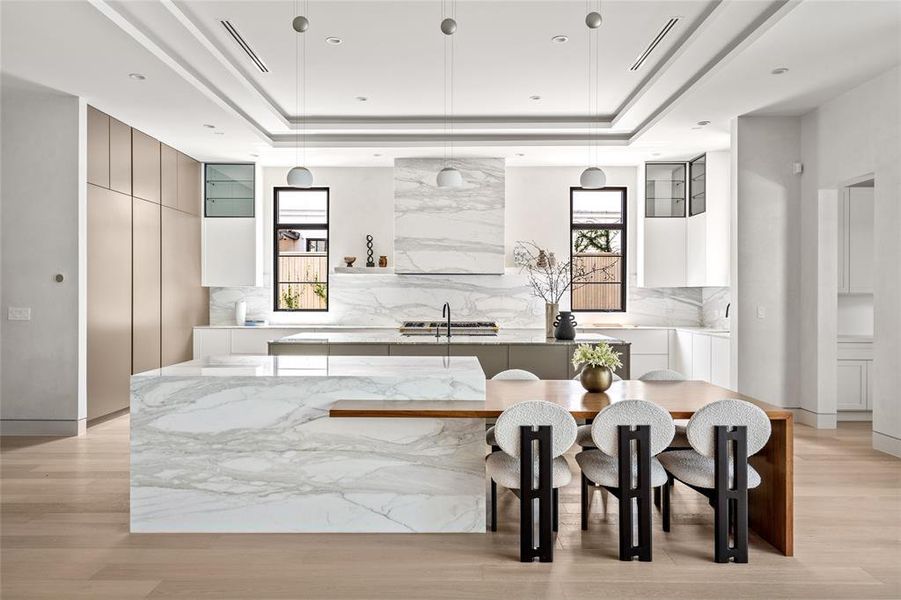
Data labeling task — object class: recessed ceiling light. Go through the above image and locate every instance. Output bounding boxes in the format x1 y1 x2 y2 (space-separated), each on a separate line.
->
214 131 225 135
202 124 216 129
515 153 525 157
128 73 146 81
551 35 569 44
529 95 541 101
691 126 703 130
326 37 342 45
651 152 661 157
356 96 368 102
250 154 259 158
697 120 710 126
771 67 789 75
373 153 382 157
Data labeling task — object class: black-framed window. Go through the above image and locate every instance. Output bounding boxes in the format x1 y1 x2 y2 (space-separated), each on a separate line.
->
274 187 329 311
570 186 626 312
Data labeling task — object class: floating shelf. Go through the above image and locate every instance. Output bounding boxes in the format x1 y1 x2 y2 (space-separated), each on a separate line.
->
332 266 395 274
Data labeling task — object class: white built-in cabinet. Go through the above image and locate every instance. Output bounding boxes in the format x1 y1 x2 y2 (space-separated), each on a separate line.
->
838 186 874 294
202 163 263 287
640 151 730 288
669 329 731 388
837 340 874 414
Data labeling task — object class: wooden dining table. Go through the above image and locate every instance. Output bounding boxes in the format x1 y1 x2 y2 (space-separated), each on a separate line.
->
330 379 794 557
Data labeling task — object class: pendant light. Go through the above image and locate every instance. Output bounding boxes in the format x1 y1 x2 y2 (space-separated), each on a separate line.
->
288 0 313 188
580 1 607 189
437 1 462 188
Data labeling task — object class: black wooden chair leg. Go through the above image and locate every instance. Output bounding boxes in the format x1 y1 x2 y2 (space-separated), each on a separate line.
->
618 493 633 561
552 488 559 532
734 493 749 563
490 479 498 532
714 490 730 563
661 481 671 533
654 486 661 509
581 473 590 531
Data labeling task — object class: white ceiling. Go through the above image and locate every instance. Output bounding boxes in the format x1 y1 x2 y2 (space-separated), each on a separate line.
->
1 0 899 166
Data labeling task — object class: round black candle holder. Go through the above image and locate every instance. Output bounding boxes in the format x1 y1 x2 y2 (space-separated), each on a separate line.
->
366 235 375 267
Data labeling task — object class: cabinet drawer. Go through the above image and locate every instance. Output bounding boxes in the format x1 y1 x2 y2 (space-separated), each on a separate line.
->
509 346 569 380
837 360 868 411
595 329 669 355
193 329 230 358
328 344 389 356
231 328 296 354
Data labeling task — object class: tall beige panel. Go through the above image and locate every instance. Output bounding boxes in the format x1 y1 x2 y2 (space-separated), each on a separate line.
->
87 106 109 188
109 118 132 196
161 143 178 208
133 198 161 374
87 186 132 419
162 207 209 366
132 130 160 204
177 151 202 216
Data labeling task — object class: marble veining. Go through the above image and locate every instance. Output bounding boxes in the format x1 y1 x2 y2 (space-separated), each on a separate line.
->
394 158 505 274
270 330 627 346
701 287 731 330
131 356 486 533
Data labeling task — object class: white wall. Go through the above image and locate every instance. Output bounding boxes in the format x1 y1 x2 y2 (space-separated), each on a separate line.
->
732 116 803 410
800 67 901 455
224 165 706 327
0 76 86 435
837 295 874 336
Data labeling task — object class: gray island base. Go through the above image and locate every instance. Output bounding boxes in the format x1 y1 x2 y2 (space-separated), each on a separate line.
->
130 355 486 533
268 329 631 380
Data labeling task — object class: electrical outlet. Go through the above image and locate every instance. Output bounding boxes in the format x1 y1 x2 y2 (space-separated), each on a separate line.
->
756 305 766 319
8 307 31 321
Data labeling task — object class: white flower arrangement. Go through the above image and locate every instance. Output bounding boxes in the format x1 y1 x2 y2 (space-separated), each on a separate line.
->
571 342 623 370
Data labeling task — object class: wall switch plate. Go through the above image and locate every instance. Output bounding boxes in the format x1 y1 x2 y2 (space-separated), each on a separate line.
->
8 307 31 321
756 305 766 319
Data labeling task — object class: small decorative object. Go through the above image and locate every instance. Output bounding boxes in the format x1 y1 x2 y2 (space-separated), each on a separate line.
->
553 311 577 340
366 235 375 267
378 255 388 268
514 241 607 338
548 252 557 267
571 342 622 393
234 299 247 326
344 256 356 267
545 303 558 339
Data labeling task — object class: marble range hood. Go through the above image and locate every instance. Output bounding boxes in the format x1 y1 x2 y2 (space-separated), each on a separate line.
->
393 157 505 275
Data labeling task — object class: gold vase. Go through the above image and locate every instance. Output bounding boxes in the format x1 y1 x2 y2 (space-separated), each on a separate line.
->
545 303 558 339
580 366 612 393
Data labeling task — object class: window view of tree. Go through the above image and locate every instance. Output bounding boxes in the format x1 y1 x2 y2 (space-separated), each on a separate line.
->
570 188 626 312
274 188 329 311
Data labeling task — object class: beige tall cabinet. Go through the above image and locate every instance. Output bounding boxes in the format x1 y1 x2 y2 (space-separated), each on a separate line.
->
86 106 208 420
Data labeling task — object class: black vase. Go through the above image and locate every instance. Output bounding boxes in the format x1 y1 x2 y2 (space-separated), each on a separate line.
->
553 311 577 340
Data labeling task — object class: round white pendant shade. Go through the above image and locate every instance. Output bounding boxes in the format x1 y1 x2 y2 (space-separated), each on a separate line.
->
436 167 463 188
580 167 607 189
287 166 313 188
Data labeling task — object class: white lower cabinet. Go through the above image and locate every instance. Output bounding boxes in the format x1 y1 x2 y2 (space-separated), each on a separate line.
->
837 360 869 411
690 334 711 381
710 336 731 388
596 328 669 379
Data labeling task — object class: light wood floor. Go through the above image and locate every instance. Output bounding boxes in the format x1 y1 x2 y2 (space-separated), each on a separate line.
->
1 417 899 599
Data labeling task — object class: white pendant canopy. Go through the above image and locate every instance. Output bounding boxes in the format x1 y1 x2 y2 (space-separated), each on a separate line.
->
287 166 314 188
436 166 463 188
579 166 607 189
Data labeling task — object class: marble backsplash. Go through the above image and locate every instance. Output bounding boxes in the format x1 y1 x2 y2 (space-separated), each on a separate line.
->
700 287 731 330
211 273 726 328
394 158 505 274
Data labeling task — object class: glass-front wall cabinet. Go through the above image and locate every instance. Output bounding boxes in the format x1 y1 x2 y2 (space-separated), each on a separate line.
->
645 162 686 217
205 163 254 217
689 154 706 216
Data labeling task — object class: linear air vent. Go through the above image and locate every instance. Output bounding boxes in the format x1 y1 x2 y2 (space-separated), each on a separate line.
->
630 17 679 71
221 20 269 73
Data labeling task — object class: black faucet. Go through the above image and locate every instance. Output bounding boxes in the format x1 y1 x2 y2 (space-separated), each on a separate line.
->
442 302 452 339
725 303 731 318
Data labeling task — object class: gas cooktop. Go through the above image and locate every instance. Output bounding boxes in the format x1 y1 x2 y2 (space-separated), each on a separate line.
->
400 321 499 336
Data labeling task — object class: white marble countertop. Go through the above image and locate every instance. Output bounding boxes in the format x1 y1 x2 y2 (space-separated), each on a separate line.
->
133 354 488 379
268 329 628 346
195 324 729 338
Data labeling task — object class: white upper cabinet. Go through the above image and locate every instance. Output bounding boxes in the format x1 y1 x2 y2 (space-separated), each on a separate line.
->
838 186 874 294
202 163 263 287
640 151 730 288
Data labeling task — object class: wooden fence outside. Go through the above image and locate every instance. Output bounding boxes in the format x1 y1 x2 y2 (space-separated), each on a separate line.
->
572 252 622 311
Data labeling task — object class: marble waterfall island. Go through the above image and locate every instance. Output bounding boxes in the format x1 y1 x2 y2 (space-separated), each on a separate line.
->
130 355 486 533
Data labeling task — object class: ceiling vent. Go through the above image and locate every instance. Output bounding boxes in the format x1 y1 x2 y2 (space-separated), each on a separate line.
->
221 20 269 73
630 17 679 71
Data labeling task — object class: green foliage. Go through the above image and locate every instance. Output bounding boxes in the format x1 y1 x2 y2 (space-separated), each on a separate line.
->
574 229 613 253
281 288 299 309
571 342 623 370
